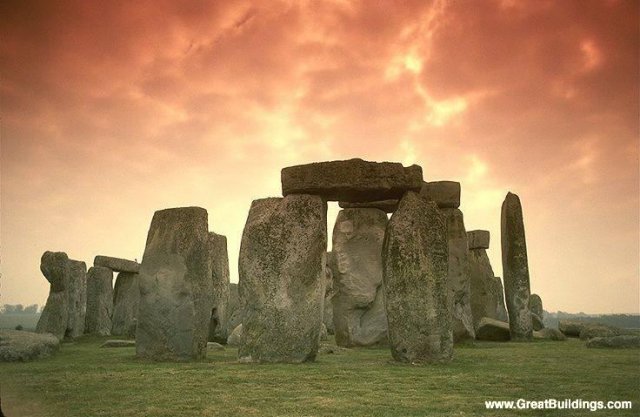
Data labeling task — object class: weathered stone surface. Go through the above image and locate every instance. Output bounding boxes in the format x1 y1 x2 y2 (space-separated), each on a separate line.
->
318 343 350 354
338 199 399 213
36 251 70 340
100 340 136 348
111 272 139 337
491 277 509 322
281 159 423 202
440 208 475 343
475 318 511 341
226 283 242 336
94 256 140 273
238 195 327 363
208 232 230 344
323 252 336 335
467 230 490 249
531 313 544 331
579 323 624 340
501 192 533 341
66 259 87 338
533 328 567 341
227 324 243 347
207 342 225 351
586 335 640 349
85 266 114 336
331 208 388 347
0 330 60 362
529 294 543 318
419 181 461 208
382 192 453 363
136 207 213 361
558 320 584 337
469 247 502 326
320 323 328 341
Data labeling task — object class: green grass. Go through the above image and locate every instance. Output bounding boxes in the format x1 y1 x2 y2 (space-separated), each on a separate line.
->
1 337 638 416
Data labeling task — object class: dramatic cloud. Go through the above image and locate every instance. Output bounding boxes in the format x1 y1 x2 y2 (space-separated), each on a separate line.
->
1 0 638 313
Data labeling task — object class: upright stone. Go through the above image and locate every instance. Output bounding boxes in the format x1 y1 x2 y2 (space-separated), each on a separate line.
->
323 252 336 335
36 252 70 339
468 231 507 327
491 276 509 322
529 294 543 318
208 232 230 344
66 260 87 338
136 207 213 361
238 195 326 363
111 272 139 337
382 192 453 363
85 266 114 336
501 192 533 341
331 208 388 347
439 207 475 342
226 283 242 336
282 159 423 202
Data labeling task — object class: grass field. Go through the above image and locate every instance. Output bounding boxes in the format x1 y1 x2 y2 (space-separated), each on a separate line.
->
0 314 40 332
1 336 638 417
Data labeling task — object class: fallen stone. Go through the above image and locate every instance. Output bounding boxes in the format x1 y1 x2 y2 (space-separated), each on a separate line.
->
331 208 388 347
467 230 490 250
85 266 114 336
533 328 567 341
207 342 225 351
338 199 399 213
419 181 461 208
579 323 624 340
475 318 511 342
318 343 351 354
383 192 453 363
238 195 326 363
208 232 230 344
227 324 243 347
94 255 140 273
0 330 60 362
439 207 475 343
100 340 136 348
501 192 533 341
586 335 640 349
558 320 584 337
111 272 139 337
136 206 213 361
281 159 423 202
36 251 70 340
66 259 87 338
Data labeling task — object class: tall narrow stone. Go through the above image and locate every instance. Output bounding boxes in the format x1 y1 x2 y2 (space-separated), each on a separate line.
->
491 276 509 322
208 232 230 344
501 192 533 341
226 283 242 336
36 252 70 339
468 231 507 327
238 195 326 363
331 208 388 347
382 192 453 364
85 266 113 336
323 252 336 335
111 272 139 337
440 208 475 342
66 260 87 338
529 293 544 331
136 207 213 361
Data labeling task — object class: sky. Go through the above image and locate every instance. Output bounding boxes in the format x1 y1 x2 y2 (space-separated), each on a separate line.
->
1 0 638 314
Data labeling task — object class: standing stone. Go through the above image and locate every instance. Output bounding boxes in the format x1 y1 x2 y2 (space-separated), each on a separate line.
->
66 260 87 338
491 276 509 322
226 283 242 336
468 231 507 327
238 195 326 363
85 266 114 336
323 252 336 335
529 294 543 318
208 232 230 344
282 159 423 202
382 192 453 364
331 208 388 347
501 192 533 341
111 272 139 337
440 207 475 342
136 207 213 361
36 252 70 340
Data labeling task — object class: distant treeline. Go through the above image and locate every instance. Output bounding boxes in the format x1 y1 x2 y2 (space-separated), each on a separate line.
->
0 304 40 314
543 311 640 329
